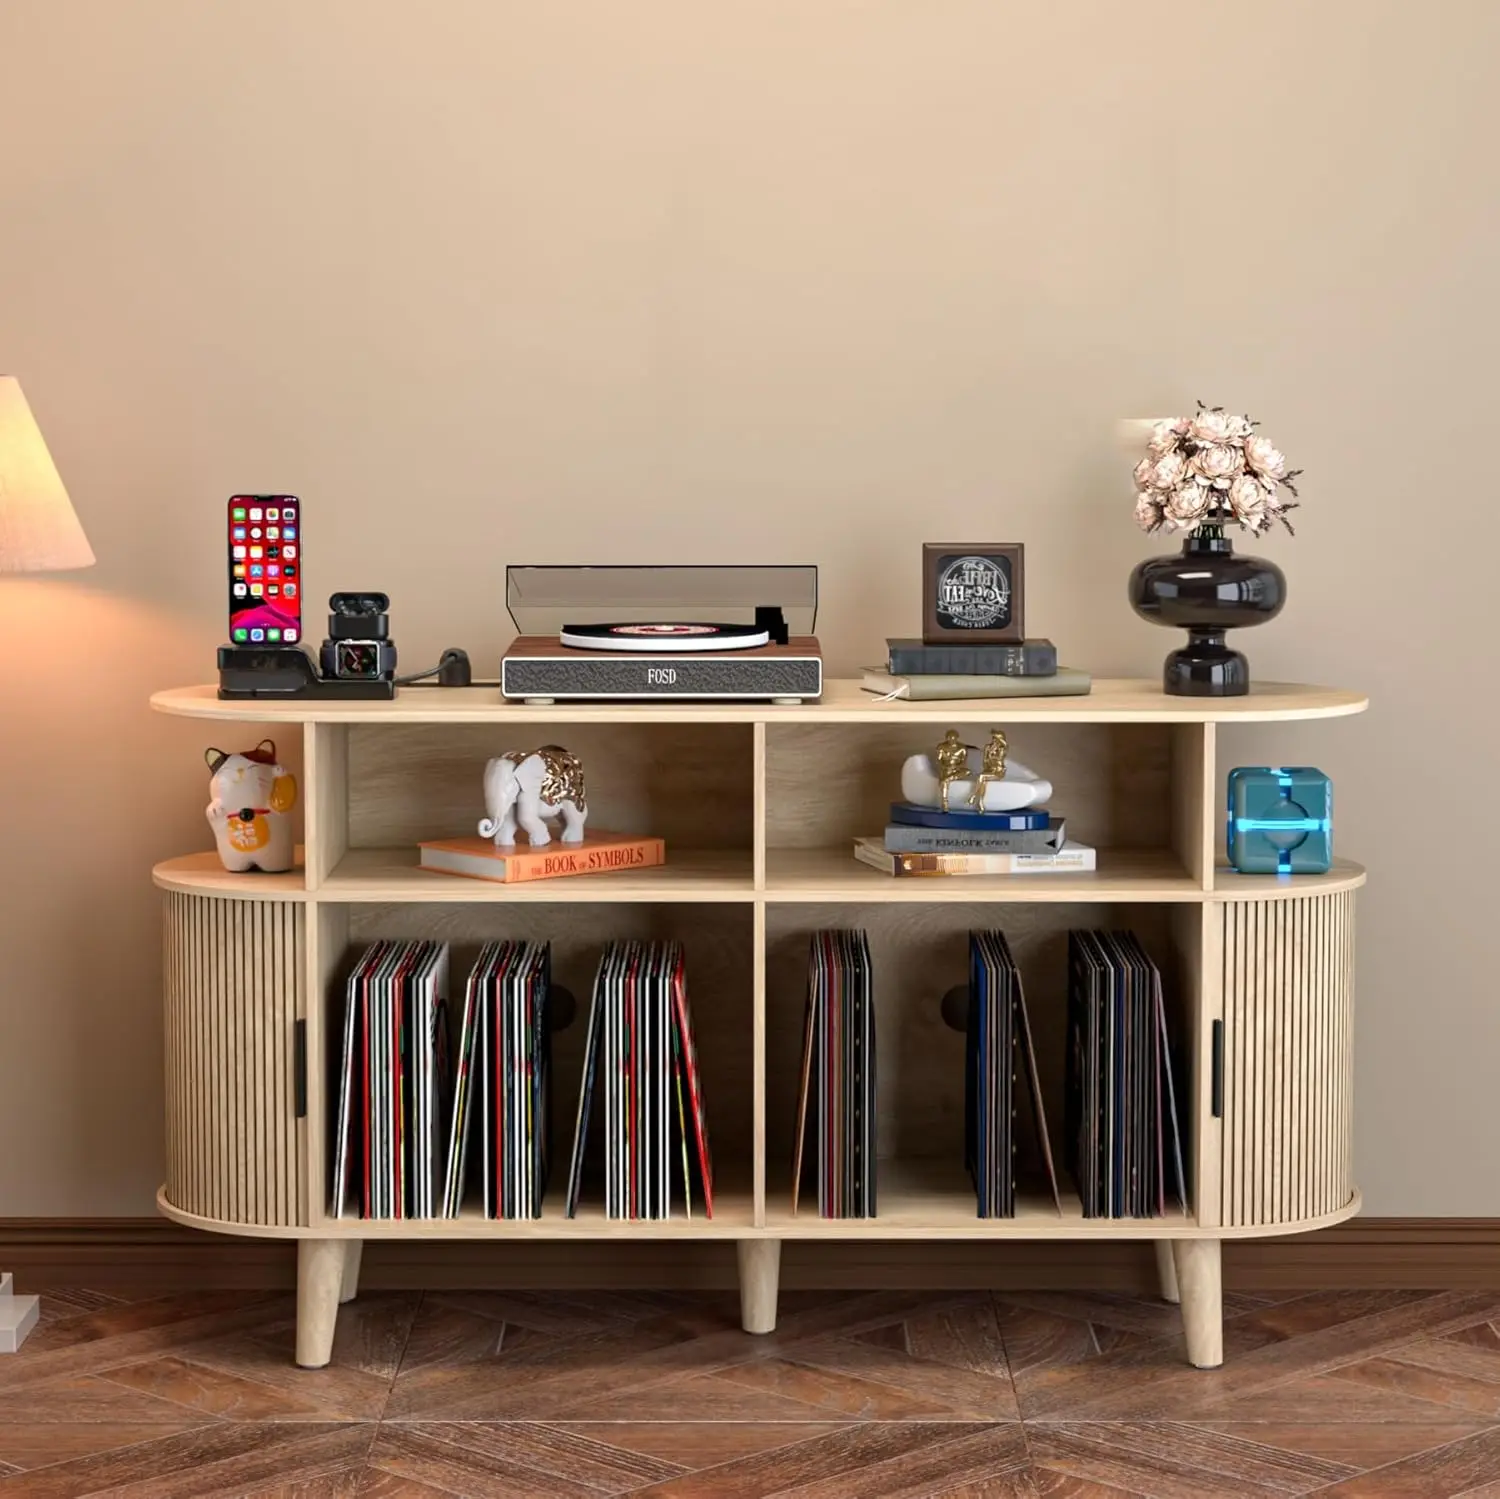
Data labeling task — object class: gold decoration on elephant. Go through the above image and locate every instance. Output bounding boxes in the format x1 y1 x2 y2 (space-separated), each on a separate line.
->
505 744 588 815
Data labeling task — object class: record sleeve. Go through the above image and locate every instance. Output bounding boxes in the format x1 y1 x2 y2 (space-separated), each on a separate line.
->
443 943 491 1216
333 942 388 1218
670 947 714 1218
796 930 877 1220
1065 929 1185 1220
566 947 608 1218
568 939 712 1222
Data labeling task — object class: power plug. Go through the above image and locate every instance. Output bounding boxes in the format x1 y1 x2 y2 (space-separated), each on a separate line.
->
437 648 472 687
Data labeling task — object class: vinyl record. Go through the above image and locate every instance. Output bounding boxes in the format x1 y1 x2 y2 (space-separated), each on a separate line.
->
559 621 770 653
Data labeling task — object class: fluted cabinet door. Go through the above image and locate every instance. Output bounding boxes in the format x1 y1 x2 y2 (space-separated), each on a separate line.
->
1218 890 1356 1229
163 892 307 1228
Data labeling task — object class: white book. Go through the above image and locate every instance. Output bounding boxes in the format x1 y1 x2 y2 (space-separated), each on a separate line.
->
853 836 1097 876
443 944 493 1217
861 666 1092 701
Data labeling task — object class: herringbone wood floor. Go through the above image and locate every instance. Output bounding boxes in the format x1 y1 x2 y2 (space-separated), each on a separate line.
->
3 1287 1500 1496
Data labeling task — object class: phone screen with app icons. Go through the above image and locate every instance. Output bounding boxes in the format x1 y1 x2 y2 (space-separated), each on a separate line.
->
228 496 302 646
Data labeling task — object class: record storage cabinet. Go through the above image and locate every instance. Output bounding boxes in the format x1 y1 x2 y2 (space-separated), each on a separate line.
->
152 679 1366 1370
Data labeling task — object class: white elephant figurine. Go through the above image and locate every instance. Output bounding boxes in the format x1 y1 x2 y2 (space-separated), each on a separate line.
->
206 739 299 873
478 745 588 847
900 747 1052 813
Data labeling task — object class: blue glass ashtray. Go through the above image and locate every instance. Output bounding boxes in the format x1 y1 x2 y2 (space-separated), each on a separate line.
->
1226 766 1332 875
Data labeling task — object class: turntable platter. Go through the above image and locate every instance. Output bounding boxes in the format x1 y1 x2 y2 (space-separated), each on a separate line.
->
559 622 771 653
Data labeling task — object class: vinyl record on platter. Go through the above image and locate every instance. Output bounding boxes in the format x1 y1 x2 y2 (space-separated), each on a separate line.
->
559 621 770 652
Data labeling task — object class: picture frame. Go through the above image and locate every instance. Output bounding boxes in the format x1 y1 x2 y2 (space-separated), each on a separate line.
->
922 543 1025 644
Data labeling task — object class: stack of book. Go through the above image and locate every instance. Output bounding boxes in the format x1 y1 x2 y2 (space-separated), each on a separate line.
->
862 638 1091 701
1066 930 1188 1219
855 803 1096 877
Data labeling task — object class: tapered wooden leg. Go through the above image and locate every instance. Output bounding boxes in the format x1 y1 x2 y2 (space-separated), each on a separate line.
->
737 1239 780 1334
1172 1238 1223 1369
339 1240 363 1305
296 1239 344 1368
1154 1240 1181 1304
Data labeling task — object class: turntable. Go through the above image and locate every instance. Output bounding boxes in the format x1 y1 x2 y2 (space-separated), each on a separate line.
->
501 565 822 703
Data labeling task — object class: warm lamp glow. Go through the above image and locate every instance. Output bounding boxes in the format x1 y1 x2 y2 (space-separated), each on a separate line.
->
0 377 95 573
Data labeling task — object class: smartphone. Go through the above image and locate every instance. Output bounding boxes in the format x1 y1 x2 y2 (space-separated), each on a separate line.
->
227 495 302 646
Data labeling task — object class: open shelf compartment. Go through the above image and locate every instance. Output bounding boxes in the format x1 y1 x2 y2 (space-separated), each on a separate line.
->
761 719 1213 900
307 900 756 1233
763 899 1205 1236
309 719 757 899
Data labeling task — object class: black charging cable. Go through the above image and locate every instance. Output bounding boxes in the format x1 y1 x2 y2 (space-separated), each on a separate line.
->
394 648 497 688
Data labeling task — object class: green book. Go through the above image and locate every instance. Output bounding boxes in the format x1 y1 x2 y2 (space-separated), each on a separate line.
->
861 665 1092 700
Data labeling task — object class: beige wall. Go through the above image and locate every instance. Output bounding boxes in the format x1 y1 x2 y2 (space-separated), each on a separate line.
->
1 0 1495 1216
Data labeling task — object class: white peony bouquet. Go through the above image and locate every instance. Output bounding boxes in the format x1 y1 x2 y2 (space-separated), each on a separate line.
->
1132 404 1301 537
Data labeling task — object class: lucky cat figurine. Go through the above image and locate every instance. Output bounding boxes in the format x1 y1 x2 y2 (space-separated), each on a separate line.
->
205 739 299 873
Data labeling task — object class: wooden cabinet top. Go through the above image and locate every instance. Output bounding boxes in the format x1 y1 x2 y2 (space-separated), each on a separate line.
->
152 678 1367 725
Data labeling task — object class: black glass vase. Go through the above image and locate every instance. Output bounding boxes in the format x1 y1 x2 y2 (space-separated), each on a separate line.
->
1128 526 1285 696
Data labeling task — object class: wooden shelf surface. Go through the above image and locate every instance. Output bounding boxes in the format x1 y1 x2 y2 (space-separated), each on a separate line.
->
764 1175 1362 1240
154 850 308 899
154 848 753 902
152 678 1369 725
765 846 1200 902
154 847 1367 906
159 1184 756 1239
158 1181 1364 1243
1212 857 1367 900
766 1162 1198 1239
323 846 753 902
325 1182 756 1238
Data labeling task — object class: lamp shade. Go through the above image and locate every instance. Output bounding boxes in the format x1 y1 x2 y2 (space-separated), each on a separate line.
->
0 377 95 573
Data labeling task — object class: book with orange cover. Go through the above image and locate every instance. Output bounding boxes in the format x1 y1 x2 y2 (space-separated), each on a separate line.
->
419 832 666 885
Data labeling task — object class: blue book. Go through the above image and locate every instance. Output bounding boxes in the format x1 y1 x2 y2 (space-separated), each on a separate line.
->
889 801 1051 832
